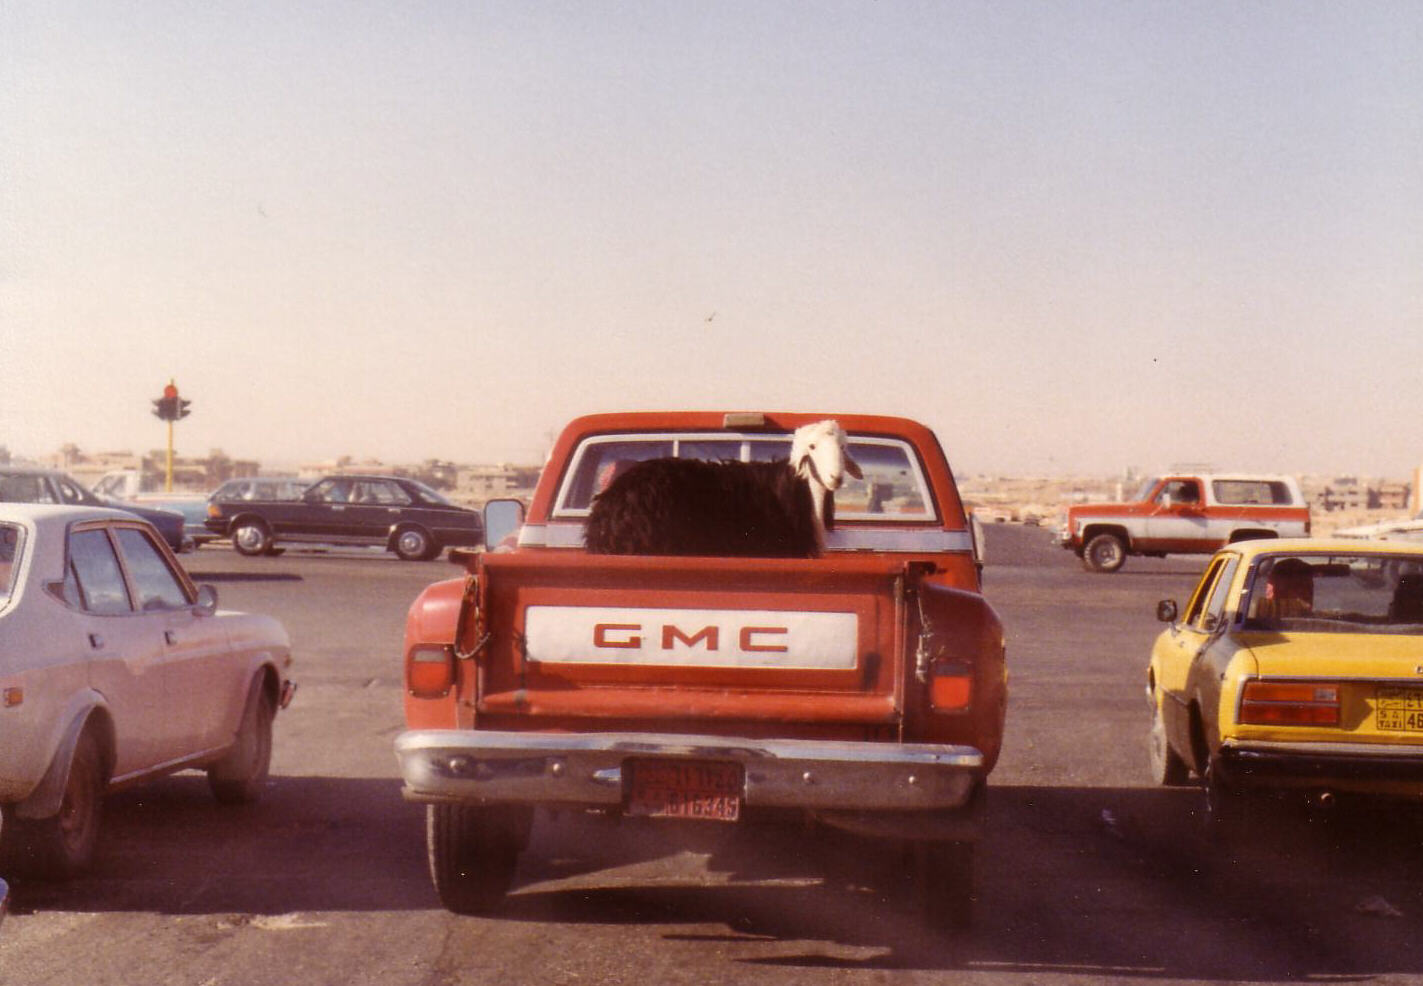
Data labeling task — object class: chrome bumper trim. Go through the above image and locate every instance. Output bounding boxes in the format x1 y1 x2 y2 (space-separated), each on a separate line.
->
396 729 983 812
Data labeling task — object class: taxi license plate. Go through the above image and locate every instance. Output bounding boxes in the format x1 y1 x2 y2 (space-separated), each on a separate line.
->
626 758 743 822
1376 686 1423 732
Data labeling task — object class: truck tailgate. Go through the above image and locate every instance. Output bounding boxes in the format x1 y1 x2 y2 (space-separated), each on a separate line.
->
471 552 914 734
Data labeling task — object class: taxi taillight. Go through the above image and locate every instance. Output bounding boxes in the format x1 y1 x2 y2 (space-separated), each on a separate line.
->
1239 680 1340 726
407 645 456 699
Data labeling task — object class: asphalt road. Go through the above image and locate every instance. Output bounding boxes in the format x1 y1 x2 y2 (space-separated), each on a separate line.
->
4 530 1423 985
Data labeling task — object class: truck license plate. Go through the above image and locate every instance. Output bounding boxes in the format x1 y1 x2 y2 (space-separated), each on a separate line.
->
1377 686 1423 731
626 758 743 822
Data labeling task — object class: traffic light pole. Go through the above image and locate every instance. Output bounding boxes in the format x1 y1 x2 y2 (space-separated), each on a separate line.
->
151 378 191 493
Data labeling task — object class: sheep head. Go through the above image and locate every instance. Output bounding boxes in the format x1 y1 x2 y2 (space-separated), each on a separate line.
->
790 419 862 492
790 420 862 536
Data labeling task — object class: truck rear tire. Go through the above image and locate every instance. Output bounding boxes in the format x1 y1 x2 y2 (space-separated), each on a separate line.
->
1082 533 1127 573
427 803 532 915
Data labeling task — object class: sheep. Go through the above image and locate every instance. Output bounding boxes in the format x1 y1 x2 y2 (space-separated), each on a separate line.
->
583 419 862 558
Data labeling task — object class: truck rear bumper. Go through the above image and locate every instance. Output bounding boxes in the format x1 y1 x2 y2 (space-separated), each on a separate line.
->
396 729 984 817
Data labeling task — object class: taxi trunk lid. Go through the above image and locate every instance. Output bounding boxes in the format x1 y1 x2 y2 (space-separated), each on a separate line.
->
1241 630 1423 745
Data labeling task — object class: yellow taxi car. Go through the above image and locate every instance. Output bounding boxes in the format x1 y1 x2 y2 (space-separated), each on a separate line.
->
1147 538 1423 819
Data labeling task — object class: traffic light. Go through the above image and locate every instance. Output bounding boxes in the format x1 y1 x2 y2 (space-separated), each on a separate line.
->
151 382 192 422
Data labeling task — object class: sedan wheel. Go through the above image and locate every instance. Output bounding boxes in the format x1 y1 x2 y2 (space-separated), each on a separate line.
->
1148 701 1190 786
394 526 435 562
231 520 273 557
208 682 275 804
26 730 105 879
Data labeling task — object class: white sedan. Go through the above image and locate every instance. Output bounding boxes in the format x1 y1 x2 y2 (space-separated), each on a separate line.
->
1334 510 1423 544
0 504 294 879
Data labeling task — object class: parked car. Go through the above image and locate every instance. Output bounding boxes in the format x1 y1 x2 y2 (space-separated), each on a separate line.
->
1147 537 1423 825
208 477 309 503
0 466 190 553
205 474 482 561
1334 510 1423 545
133 494 219 548
0 504 295 878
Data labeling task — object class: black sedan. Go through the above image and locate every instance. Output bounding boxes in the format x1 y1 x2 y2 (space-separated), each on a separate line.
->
205 473 484 561
0 466 190 552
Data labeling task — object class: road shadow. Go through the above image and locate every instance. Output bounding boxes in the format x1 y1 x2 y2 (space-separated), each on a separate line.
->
5 774 430 916
9 776 1423 979
502 784 1423 980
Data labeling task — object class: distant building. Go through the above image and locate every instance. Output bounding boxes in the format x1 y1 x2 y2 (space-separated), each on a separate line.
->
456 464 541 504
1310 476 1412 512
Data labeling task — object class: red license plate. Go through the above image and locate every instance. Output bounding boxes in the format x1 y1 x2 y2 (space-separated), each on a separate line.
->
626 758 743 822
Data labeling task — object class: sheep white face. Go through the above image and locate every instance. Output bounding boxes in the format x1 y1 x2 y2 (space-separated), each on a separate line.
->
790 419 862 493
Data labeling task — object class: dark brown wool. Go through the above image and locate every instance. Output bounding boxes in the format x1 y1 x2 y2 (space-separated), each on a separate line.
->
584 457 826 558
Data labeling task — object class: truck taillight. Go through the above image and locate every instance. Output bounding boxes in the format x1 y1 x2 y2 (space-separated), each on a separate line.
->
1239 680 1339 726
407 645 456 699
930 661 973 712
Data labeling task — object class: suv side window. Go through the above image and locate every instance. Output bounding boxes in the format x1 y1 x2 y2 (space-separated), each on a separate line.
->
1212 480 1292 505
114 527 189 610
67 528 132 615
1157 480 1201 506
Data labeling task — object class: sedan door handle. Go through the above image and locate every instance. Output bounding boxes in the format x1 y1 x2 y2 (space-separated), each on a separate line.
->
165 630 178 645
88 633 104 650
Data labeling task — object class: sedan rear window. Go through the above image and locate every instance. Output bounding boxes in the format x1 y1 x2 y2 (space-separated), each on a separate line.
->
67 529 132 615
1244 554 1423 633
0 524 22 598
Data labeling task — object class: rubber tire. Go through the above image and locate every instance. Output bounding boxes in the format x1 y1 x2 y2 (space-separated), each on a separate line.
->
231 519 273 557
1149 701 1190 786
208 683 275 804
914 840 974 930
394 526 437 562
1083 533 1127 573
1203 760 1255 840
427 803 531 915
26 730 105 880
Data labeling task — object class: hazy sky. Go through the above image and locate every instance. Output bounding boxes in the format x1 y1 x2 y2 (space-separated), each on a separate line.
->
3 2 1421 477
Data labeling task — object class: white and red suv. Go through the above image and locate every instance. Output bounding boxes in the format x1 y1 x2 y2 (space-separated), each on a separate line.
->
1057 473 1310 573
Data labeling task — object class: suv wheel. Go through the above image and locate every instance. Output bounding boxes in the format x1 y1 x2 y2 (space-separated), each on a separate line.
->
1083 533 1127 573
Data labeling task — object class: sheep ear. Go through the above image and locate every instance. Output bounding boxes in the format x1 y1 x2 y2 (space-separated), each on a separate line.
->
844 448 863 480
790 445 812 478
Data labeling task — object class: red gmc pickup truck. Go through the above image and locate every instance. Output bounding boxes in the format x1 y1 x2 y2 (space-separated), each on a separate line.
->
395 411 1006 927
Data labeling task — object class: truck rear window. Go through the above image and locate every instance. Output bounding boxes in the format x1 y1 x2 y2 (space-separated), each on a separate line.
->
555 432 936 522
1212 480 1293 505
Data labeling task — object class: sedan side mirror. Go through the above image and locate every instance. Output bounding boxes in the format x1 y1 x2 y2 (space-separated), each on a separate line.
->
483 498 525 552
194 583 219 616
1156 599 1178 623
